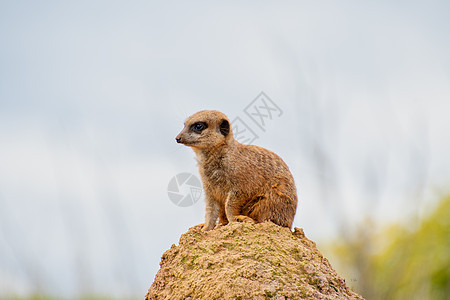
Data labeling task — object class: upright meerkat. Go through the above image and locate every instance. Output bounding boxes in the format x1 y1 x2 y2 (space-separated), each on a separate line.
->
176 110 298 231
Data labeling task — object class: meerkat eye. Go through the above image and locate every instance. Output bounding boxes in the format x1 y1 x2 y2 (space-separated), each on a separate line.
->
191 122 207 133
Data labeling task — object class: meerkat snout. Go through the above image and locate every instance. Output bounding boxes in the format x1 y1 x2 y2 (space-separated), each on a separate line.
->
176 110 298 231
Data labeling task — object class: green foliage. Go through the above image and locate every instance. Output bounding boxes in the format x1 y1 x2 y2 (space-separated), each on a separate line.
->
331 195 450 300
372 196 450 299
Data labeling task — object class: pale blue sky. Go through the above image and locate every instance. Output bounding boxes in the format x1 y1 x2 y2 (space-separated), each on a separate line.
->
1 1 449 298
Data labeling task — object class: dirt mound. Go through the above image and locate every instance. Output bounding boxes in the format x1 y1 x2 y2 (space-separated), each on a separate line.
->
146 222 364 300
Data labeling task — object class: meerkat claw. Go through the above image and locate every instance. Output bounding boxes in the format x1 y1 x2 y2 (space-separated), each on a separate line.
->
235 215 256 224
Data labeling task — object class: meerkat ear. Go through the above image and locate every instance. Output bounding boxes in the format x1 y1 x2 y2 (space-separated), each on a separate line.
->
219 119 230 136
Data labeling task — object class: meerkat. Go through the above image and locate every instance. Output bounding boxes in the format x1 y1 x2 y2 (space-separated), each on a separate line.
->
175 110 298 231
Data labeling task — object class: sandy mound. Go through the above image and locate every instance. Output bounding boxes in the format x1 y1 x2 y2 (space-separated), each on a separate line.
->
146 222 364 299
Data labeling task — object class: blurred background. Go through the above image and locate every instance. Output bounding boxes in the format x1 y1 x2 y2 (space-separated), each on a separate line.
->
1 1 449 299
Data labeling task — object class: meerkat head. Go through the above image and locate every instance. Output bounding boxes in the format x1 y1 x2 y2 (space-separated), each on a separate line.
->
175 110 233 150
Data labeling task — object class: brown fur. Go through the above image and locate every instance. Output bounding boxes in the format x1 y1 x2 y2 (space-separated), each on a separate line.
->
176 110 298 231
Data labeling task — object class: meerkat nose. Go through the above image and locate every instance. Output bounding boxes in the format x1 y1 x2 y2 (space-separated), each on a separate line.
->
176 137 182 143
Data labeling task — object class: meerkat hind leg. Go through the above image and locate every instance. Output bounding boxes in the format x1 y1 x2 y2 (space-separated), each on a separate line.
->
218 207 229 225
225 192 244 223
225 201 256 224
248 190 295 228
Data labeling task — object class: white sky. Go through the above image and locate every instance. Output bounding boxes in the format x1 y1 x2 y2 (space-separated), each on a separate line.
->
1 1 449 298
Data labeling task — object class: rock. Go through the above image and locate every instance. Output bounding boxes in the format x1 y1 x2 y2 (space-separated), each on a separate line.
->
146 222 364 300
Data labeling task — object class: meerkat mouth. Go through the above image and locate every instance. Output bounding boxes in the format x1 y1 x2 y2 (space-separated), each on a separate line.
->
177 138 201 148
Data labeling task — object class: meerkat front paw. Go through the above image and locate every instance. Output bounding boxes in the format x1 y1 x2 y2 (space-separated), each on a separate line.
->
191 223 205 229
235 215 256 224
202 223 216 231
214 223 226 229
192 223 214 231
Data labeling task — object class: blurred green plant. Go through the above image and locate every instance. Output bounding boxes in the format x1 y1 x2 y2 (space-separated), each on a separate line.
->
329 195 450 300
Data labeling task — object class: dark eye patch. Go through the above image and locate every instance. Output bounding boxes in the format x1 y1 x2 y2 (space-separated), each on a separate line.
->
191 122 208 133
